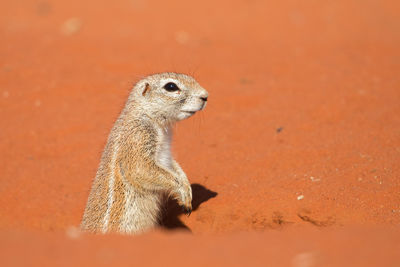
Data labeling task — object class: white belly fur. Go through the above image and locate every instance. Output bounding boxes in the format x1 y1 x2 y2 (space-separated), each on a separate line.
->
156 126 174 171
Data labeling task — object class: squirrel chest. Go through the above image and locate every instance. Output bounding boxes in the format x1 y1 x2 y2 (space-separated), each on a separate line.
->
155 126 174 172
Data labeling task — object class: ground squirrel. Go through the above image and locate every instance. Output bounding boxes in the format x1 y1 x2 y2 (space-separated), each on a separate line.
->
81 73 208 234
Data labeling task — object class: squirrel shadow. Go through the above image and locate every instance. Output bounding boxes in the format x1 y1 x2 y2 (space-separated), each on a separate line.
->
160 183 217 232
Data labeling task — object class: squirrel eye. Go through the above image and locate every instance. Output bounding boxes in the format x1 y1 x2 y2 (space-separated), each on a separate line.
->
163 82 180 92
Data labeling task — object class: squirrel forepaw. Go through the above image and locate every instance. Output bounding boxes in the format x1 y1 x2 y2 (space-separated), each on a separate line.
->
174 183 192 216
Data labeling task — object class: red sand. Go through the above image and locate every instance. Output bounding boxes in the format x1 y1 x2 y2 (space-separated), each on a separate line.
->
1 0 400 265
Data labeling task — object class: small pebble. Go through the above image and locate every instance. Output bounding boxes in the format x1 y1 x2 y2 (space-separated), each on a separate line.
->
61 17 82 36
292 251 317 267
310 176 320 182
65 226 81 239
175 31 189 44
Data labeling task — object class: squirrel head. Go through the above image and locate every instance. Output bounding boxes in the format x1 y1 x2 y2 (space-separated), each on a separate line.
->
129 73 208 125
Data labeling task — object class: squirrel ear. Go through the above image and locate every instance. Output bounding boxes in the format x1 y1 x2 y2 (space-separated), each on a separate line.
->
142 83 150 96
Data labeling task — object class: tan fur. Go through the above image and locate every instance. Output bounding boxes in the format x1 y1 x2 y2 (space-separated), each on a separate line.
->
81 73 208 235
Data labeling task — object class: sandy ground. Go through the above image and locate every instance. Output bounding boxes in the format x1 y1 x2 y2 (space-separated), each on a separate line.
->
1 0 400 265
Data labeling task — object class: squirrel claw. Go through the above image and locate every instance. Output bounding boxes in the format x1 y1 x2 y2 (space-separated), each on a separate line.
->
183 206 192 216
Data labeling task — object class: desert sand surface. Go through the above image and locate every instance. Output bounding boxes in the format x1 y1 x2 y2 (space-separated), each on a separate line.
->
1 0 400 266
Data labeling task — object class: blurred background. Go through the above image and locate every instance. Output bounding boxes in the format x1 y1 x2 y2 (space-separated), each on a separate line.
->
1 0 400 266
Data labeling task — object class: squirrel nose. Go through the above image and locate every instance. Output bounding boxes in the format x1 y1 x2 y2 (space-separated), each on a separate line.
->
200 96 208 102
